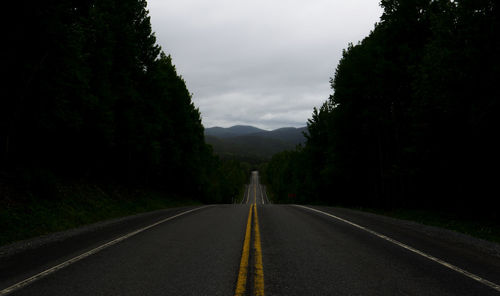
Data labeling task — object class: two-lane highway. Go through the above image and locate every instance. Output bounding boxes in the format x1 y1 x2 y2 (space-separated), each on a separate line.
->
241 171 268 205
1 171 500 295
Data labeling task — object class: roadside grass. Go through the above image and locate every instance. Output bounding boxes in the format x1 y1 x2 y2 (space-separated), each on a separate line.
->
354 207 500 244
0 184 200 247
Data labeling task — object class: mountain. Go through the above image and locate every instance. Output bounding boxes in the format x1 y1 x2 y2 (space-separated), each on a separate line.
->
204 125 266 138
204 125 307 162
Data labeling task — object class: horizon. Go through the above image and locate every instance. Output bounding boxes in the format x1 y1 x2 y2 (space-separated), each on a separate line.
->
204 124 308 132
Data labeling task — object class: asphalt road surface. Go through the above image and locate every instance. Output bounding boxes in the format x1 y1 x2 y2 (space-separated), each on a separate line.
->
1 171 499 295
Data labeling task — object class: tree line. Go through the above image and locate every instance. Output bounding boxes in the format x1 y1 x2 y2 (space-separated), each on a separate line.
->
264 0 499 223
1 0 247 203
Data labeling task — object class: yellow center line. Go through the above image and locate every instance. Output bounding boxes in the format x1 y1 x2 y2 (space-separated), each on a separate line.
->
253 204 265 296
235 204 253 296
234 176 266 296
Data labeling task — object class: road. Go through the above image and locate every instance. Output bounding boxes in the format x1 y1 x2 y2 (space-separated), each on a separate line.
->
1 171 499 295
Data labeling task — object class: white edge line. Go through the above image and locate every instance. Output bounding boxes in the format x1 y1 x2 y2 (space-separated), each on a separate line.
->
241 186 245 204
244 185 250 204
0 205 212 296
246 185 250 204
263 185 270 204
242 185 248 204
259 183 265 204
293 205 500 292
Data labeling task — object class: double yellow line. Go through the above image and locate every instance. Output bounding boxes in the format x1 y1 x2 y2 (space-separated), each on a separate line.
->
235 201 264 295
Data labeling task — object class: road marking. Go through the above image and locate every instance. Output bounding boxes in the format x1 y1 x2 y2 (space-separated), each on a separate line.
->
0 206 212 296
235 204 253 296
244 185 251 204
261 185 269 204
259 184 265 204
254 183 257 204
253 204 265 296
294 205 500 292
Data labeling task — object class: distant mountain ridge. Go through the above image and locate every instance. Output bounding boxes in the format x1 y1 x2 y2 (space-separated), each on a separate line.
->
204 125 307 161
205 125 266 138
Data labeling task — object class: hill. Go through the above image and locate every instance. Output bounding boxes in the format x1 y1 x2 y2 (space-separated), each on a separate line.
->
204 125 266 138
205 126 307 161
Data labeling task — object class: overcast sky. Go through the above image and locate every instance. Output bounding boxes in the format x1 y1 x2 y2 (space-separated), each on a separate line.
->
147 0 383 130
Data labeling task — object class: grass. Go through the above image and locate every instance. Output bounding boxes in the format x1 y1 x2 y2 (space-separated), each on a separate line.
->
354 207 500 244
0 183 200 247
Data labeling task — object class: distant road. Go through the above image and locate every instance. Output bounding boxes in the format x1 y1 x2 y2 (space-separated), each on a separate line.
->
1 171 499 295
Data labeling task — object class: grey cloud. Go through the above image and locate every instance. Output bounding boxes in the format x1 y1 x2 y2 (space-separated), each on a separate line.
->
147 0 382 130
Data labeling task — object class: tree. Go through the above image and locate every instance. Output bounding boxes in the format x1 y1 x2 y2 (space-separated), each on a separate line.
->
265 0 499 223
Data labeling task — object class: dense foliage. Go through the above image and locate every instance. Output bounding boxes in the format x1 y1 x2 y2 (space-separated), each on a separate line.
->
205 127 306 164
265 0 499 222
1 0 246 203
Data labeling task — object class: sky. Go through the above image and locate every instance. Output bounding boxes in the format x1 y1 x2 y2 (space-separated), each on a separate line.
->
147 0 383 130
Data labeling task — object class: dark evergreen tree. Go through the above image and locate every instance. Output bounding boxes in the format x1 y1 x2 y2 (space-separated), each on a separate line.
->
265 0 499 223
1 0 245 204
